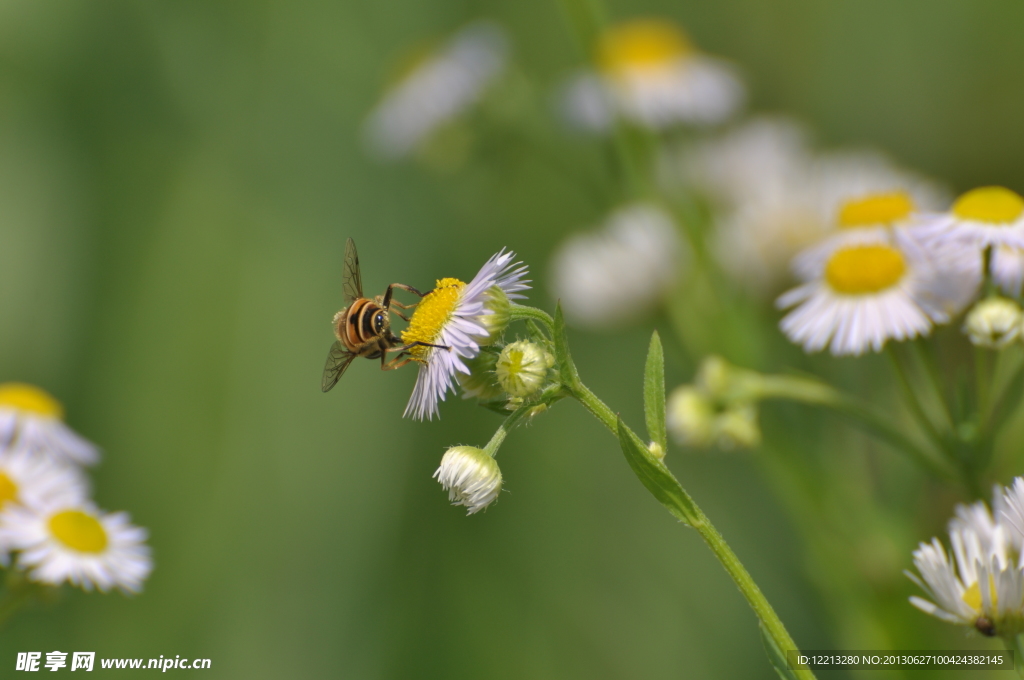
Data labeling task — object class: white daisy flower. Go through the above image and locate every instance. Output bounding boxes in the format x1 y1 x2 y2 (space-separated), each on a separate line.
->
561 18 743 133
550 203 683 328
790 191 924 279
907 489 1024 637
433 446 502 515
0 448 88 565
991 246 1024 297
668 118 947 291
0 500 152 593
402 250 529 420
0 383 98 466
777 237 950 356
363 21 508 160
917 186 1024 251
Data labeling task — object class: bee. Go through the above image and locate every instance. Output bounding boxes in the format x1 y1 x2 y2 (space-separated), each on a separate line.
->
321 238 449 392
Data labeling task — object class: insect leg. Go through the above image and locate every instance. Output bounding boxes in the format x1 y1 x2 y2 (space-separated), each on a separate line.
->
383 341 451 354
382 283 429 310
381 352 420 371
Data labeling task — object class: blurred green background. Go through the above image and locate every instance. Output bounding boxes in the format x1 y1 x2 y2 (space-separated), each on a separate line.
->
1 0 1023 677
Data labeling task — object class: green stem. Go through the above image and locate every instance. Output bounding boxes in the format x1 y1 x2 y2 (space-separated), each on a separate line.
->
725 371 955 482
0 575 38 627
510 304 554 333
483 400 538 457
885 346 948 454
909 340 954 431
568 381 816 680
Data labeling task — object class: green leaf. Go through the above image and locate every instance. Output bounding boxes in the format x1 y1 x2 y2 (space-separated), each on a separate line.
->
553 302 580 388
616 416 693 526
760 621 802 680
644 331 667 454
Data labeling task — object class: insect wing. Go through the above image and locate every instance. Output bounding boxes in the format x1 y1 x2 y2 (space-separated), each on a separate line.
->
343 237 364 303
322 341 356 392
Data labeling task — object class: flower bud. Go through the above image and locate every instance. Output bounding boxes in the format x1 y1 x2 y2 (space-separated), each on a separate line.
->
964 297 1023 349
495 340 553 397
478 286 512 345
666 386 715 447
457 349 504 401
715 403 761 449
433 446 503 514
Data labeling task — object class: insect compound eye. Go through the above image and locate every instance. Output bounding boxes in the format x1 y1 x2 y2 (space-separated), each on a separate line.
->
375 313 385 332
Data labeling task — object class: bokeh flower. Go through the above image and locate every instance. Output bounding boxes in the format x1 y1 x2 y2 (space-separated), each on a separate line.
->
363 21 508 160
0 383 98 466
402 250 529 420
550 203 683 328
0 500 152 593
777 237 952 356
671 117 947 292
561 18 743 132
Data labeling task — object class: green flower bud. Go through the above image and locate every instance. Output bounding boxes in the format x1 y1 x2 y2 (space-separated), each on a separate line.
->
715 403 761 449
964 297 1023 349
457 349 504 400
479 286 512 345
666 386 716 447
495 340 553 397
434 446 503 514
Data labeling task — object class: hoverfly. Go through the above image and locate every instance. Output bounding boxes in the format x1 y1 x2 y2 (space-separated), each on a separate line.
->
321 238 449 392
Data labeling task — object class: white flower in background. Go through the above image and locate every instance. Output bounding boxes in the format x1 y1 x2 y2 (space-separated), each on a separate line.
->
0 500 152 593
991 246 1024 297
434 446 502 514
0 383 98 466
907 486 1024 637
561 18 743 133
777 236 953 356
402 250 530 420
550 203 683 328
964 297 1023 349
363 21 508 160
917 186 1024 250
671 117 947 291
0 448 88 565
916 187 1024 296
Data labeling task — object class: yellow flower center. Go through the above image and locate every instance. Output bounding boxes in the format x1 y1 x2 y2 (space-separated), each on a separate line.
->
598 19 692 75
402 278 465 357
49 510 108 553
952 186 1024 224
0 383 64 418
837 192 915 228
0 472 18 509
962 575 999 613
824 245 907 294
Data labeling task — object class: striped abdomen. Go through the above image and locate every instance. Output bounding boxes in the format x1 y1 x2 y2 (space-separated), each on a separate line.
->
336 298 386 351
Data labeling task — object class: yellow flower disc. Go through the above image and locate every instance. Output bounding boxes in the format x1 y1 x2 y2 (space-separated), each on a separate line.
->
402 278 465 357
0 472 18 509
49 510 108 553
0 383 64 419
837 192 915 228
825 245 907 294
952 186 1024 224
598 19 691 75
962 575 999 613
